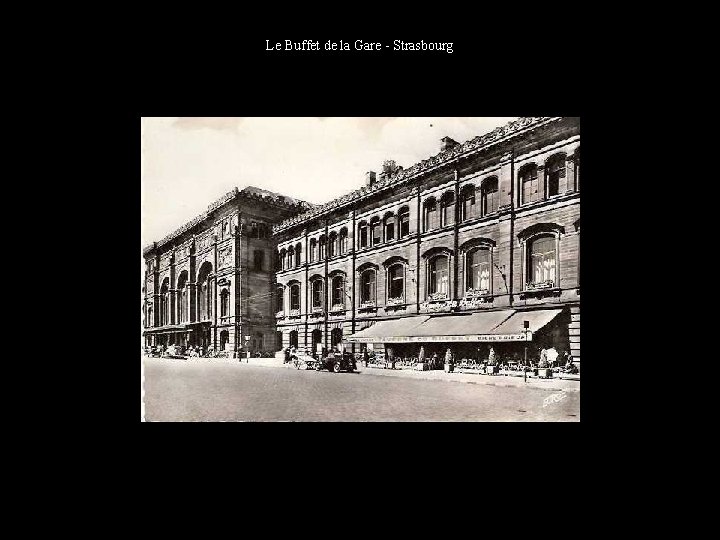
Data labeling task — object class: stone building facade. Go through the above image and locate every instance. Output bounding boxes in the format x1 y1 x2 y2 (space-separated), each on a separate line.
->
273 117 581 369
142 187 311 354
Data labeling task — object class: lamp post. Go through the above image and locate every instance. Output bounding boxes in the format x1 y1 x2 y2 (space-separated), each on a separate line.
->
523 320 530 383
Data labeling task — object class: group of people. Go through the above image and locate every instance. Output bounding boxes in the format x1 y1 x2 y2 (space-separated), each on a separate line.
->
144 344 213 358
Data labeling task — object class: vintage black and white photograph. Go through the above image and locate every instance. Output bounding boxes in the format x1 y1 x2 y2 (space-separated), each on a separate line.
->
141 117 581 422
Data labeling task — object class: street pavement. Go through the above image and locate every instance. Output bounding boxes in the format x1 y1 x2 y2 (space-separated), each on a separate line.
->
142 358 580 422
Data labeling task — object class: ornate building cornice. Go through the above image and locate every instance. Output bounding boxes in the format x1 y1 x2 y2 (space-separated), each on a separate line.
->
273 117 563 235
143 186 314 257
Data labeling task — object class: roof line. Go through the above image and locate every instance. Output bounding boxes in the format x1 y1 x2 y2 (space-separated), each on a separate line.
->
272 117 562 234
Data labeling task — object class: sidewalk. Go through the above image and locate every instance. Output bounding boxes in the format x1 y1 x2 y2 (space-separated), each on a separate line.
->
354 365 580 393
143 356 580 392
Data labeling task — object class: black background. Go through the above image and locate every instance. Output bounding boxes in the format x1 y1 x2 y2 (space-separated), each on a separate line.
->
63 26 633 510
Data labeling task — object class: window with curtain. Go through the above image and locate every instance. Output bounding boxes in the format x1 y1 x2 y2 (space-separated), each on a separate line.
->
290 284 300 310
312 280 323 308
399 208 410 238
279 250 286 270
310 239 317 262
287 247 294 269
529 236 556 286
547 155 567 197
429 256 449 297
388 264 404 300
482 178 499 215
521 165 539 204
467 249 490 292
319 237 326 260
361 270 376 303
331 276 344 306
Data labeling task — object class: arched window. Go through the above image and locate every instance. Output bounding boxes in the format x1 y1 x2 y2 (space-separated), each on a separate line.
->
529 235 557 286
295 243 302 267
279 249 287 271
546 155 567 197
197 262 213 321
520 164 539 204
289 330 299 349
399 207 410 238
312 279 324 309
310 239 317 262
428 256 449 298
319 236 327 260
424 198 438 231
160 278 169 326
177 271 188 323
388 264 404 301
358 222 369 248
331 275 345 307
466 248 491 293
360 269 376 304
275 286 284 314
328 232 337 258
461 185 477 221
482 177 499 215
440 192 455 227
290 284 301 311
339 228 348 255
371 217 382 246
220 288 230 317
287 247 295 269
384 214 395 242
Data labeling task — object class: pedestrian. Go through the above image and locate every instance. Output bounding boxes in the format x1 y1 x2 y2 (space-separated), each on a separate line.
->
284 347 290 364
363 348 369 368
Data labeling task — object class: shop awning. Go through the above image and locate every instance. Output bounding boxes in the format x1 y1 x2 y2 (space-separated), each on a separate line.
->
490 308 563 337
345 316 430 343
406 310 516 342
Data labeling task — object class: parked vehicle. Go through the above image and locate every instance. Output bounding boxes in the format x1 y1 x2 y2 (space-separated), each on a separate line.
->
316 352 357 373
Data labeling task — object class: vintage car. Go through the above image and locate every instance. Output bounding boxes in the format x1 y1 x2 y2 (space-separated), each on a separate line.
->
293 352 356 373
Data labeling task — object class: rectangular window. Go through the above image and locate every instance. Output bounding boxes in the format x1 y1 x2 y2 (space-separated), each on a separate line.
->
385 219 395 241
290 286 300 310
360 227 368 248
389 266 404 299
400 213 409 237
312 282 323 308
372 222 382 245
463 193 476 220
253 250 264 271
523 175 539 203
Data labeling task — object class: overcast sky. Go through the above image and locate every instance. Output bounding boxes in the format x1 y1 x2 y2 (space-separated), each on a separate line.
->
141 117 517 248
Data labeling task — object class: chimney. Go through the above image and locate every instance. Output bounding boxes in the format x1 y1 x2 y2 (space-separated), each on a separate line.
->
441 136 460 151
366 171 377 186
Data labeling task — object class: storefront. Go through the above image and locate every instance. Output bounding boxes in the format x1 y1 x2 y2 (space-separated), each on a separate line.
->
345 307 570 367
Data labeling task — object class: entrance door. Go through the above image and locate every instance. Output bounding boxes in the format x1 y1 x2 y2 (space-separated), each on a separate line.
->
311 329 322 357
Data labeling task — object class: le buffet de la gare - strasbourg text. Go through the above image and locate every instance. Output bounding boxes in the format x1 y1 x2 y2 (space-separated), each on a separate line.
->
266 39 454 54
